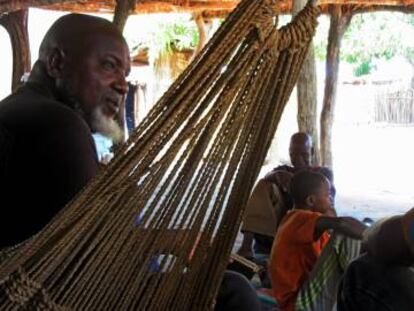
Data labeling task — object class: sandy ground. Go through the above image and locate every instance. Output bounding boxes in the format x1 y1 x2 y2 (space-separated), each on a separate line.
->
264 78 414 222
265 123 414 221
332 124 414 219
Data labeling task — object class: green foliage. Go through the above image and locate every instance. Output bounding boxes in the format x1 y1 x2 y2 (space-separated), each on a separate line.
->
151 16 199 57
126 14 200 62
313 16 329 61
354 60 373 77
340 13 400 75
407 14 414 27
314 44 327 61
405 47 414 66
313 12 414 76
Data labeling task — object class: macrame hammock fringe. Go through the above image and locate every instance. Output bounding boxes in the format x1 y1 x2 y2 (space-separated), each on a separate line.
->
0 0 318 309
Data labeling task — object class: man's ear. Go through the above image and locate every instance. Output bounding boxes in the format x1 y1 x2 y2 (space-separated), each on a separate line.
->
46 48 65 78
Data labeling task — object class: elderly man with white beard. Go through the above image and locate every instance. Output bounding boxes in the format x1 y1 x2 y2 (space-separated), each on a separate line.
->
0 13 130 249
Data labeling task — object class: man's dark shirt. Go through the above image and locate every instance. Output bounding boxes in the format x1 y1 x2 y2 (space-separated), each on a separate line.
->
0 82 99 249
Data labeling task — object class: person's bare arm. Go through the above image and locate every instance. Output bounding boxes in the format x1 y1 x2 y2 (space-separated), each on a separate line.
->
363 216 413 265
315 216 367 241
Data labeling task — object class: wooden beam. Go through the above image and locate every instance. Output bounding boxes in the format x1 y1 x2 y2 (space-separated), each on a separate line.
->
0 0 78 14
320 5 353 167
320 0 414 4
112 0 137 144
113 0 136 31
189 3 414 19
192 12 206 58
201 10 230 19
293 0 320 165
349 3 414 13
3 0 413 16
25 1 239 15
0 9 31 92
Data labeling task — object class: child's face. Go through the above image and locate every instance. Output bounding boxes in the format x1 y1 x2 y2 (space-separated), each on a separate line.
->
312 179 332 214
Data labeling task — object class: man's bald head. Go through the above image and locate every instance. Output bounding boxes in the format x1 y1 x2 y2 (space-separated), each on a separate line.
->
32 13 130 142
39 14 124 62
290 132 312 148
289 132 313 168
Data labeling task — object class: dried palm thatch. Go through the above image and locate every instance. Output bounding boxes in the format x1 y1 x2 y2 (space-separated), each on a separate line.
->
2 0 414 15
154 46 194 81
131 45 150 66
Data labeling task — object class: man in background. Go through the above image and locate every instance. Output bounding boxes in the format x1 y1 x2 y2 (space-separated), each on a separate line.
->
238 132 335 258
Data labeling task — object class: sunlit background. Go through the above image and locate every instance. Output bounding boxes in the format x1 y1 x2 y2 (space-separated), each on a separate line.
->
1 9 413 220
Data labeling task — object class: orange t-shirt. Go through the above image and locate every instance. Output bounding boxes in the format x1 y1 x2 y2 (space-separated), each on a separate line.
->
270 209 330 311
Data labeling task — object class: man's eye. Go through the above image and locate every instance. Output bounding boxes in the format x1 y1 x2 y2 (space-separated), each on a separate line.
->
102 61 115 70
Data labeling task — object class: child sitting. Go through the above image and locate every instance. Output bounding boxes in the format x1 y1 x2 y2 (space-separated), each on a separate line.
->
270 170 366 311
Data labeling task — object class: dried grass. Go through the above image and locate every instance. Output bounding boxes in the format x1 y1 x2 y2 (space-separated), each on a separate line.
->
3 0 414 15
153 47 193 81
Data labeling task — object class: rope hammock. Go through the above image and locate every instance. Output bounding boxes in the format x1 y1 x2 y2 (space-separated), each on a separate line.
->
0 0 318 309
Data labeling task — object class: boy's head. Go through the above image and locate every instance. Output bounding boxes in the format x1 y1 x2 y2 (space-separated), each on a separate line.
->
290 170 332 214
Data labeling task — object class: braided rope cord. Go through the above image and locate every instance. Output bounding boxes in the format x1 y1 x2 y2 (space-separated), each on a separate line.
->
0 0 319 309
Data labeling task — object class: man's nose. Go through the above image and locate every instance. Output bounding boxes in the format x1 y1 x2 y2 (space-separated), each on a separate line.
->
114 72 128 95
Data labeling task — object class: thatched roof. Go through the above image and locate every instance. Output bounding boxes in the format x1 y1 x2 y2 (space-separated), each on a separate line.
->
1 0 414 15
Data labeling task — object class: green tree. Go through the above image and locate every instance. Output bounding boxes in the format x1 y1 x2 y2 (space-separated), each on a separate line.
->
314 12 414 77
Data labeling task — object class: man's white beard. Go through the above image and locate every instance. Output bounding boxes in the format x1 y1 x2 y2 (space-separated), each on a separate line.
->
91 107 123 144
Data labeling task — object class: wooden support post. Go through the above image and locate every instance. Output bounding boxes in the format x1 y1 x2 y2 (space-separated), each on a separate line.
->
192 12 207 58
113 0 136 144
0 9 31 92
113 0 136 31
320 5 352 167
293 0 320 165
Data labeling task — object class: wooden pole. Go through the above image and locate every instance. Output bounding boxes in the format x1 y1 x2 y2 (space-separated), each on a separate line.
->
192 12 207 58
113 0 136 144
0 9 31 92
0 0 71 14
292 0 320 165
1 1 413 16
113 0 136 31
320 5 352 167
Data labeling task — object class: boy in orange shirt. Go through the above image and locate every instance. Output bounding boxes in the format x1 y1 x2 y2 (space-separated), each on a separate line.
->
270 171 366 311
